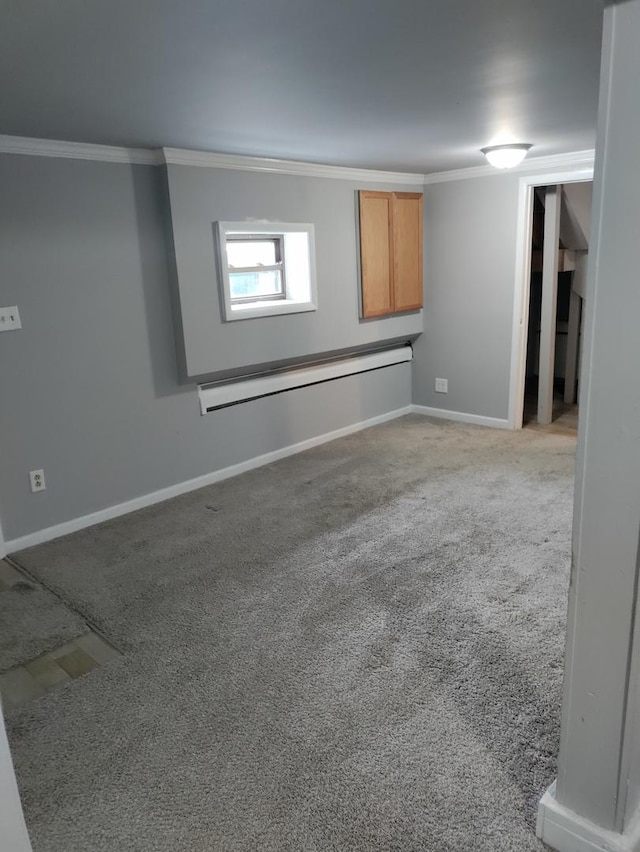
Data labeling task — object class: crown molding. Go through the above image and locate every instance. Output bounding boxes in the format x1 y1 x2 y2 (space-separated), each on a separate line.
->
0 134 162 165
423 149 596 184
161 147 424 185
0 133 595 186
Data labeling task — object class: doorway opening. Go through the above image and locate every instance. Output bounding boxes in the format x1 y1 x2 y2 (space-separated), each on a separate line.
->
508 167 594 431
522 183 592 433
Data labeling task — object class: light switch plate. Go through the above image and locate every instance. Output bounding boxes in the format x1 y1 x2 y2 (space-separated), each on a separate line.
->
0 306 21 331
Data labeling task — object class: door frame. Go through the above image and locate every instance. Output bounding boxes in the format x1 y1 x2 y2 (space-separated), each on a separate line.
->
507 166 594 430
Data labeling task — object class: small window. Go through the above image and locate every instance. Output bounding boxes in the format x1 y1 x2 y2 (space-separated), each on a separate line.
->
216 222 317 322
226 235 286 304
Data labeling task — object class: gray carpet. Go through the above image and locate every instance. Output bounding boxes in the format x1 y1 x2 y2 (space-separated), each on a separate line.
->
7 415 574 851
0 566 87 671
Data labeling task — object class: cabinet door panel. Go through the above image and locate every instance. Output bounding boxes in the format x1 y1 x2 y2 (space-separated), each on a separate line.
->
359 191 393 317
393 193 423 312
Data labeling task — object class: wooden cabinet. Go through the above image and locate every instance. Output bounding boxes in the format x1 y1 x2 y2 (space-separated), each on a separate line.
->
358 190 423 318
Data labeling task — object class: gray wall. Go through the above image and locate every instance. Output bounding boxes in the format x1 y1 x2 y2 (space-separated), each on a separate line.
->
412 174 520 420
554 0 640 832
414 166 595 423
0 155 411 542
166 164 423 379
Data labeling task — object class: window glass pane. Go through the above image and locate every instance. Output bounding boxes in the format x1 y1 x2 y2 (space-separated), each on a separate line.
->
229 270 283 300
227 240 277 268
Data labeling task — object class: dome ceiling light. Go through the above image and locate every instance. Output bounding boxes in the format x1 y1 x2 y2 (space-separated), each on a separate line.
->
481 143 533 169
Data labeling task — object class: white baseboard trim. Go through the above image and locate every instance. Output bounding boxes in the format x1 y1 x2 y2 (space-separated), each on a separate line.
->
537 781 640 852
4 406 412 554
410 404 511 430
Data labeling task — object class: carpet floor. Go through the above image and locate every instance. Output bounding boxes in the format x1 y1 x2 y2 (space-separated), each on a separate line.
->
6 415 574 851
0 563 87 672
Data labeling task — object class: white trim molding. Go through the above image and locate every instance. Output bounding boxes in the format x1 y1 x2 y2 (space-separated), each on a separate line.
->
423 150 596 185
507 165 594 429
537 781 640 852
0 133 594 187
161 147 424 185
0 134 161 165
3 406 413 554
411 405 510 430
199 347 412 414
216 221 318 322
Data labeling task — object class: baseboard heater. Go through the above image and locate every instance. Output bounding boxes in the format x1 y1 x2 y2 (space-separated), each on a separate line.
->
198 344 413 414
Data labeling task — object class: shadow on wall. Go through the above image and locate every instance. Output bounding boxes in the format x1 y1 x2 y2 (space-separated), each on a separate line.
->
131 165 192 399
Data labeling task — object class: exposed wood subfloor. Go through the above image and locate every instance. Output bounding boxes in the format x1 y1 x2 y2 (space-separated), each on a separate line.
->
0 559 121 710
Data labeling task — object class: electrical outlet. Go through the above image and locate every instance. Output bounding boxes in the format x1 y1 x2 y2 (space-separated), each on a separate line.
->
29 469 46 493
435 378 448 393
0 306 22 332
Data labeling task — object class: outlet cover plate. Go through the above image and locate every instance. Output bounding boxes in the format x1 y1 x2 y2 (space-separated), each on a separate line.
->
435 378 448 393
0 306 21 331
29 470 46 493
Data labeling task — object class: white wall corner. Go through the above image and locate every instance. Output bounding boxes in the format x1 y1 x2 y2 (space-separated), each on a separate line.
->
0 706 32 852
537 781 640 852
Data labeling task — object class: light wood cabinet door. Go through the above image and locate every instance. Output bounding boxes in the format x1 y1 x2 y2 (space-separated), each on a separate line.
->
358 190 423 318
392 193 423 313
359 191 393 318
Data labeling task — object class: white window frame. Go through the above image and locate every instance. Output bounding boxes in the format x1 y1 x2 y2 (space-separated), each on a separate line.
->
226 233 287 304
216 221 317 322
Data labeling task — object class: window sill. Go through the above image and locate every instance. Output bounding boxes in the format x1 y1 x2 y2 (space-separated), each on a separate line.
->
226 299 317 321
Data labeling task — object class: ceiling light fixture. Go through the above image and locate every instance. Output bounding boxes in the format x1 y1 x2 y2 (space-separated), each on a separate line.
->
481 143 532 169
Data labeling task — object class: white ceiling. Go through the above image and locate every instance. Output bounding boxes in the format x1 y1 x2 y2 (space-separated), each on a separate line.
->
0 0 605 173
